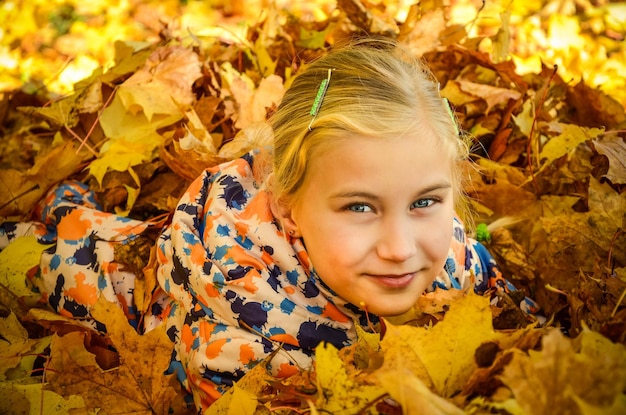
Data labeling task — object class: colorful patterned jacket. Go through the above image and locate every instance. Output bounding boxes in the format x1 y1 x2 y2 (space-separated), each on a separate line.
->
152 151 537 410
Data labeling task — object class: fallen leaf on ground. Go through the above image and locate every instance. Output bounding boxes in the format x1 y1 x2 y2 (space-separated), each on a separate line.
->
381 292 502 397
500 326 626 415
46 297 190 415
314 342 387 414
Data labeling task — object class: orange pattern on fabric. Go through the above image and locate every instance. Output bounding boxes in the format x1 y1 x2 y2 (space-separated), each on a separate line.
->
204 281 221 298
57 209 91 240
228 268 262 293
321 302 351 323
181 324 195 353
190 242 206 266
201 200 221 240
239 343 256 365
65 272 98 305
235 221 250 238
269 333 299 346
199 320 217 343
238 190 274 222
112 222 145 237
224 245 264 293
59 309 74 318
233 159 250 178
191 373 222 406
225 245 264 269
206 338 228 359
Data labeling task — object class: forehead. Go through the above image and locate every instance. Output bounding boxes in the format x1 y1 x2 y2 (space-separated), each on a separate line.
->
301 132 454 194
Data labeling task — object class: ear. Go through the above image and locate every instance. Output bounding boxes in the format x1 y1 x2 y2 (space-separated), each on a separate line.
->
269 194 302 238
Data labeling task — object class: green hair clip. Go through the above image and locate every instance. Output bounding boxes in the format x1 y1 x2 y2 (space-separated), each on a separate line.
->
308 69 333 131
443 97 460 136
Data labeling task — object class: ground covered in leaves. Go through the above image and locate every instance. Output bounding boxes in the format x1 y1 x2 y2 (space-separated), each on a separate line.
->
1 0 625 414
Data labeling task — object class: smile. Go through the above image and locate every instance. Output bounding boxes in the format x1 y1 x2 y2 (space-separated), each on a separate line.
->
368 273 415 289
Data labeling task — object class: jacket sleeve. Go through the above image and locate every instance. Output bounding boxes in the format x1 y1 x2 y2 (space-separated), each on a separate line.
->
154 163 312 411
1 181 150 331
434 216 541 317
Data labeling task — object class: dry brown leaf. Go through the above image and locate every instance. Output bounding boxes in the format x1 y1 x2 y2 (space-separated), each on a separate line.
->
398 7 447 57
221 70 285 131
466 175 537 219
46 297 190 415
593 134 626 185
118 45 202 120
0 140 91 217
489 227 536 283
566 80 626 129
456 80 522 114
385 288 465 327
500 327 626 415
538 177 626 272
218 122 273 160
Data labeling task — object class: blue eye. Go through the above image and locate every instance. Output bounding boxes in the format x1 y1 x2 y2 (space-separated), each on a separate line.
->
347 203 373 213
412 198 436 209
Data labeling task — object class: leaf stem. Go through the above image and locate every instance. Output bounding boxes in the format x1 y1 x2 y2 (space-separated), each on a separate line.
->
526 64 558 194
611 286 626 319
0 183 40 211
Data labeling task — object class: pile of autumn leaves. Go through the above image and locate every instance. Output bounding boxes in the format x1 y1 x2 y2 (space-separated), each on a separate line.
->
1 3 626 415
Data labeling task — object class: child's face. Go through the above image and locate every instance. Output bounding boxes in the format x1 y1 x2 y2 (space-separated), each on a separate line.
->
289 131 455 316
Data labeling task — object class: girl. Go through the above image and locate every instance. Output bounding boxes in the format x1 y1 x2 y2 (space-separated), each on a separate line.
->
152 38 531 410
0 37 536 412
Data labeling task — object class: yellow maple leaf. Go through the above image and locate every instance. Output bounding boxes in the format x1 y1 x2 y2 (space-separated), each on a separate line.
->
0 236 51 302
377 368 465 415
381 292 502 397
91 92 181 186
539 124 604 166
314 342 387 414
0 381 87 415
206 361 272 415
252 36 278 78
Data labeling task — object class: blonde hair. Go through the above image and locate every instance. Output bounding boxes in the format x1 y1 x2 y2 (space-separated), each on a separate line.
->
270 38 469 212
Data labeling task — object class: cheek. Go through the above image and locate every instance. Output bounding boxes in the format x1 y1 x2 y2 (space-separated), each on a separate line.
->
311 228 366 267
424 213 455 260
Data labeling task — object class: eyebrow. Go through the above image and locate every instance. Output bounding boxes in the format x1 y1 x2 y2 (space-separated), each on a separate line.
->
330 182 452 200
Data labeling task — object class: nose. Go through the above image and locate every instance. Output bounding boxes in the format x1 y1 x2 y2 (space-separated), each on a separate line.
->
376 215 418 263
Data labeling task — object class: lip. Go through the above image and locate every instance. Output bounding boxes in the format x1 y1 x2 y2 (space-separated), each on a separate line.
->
368 273 415 289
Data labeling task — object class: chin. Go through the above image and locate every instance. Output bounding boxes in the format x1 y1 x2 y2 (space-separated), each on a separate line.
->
365 302 415 317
